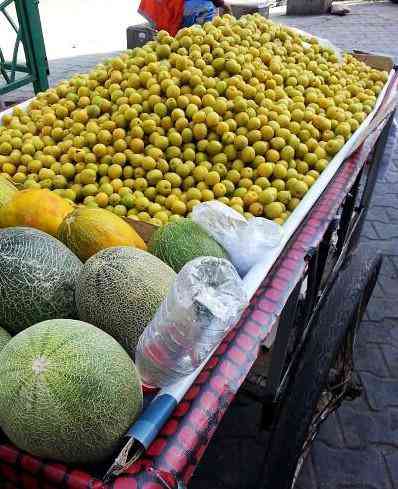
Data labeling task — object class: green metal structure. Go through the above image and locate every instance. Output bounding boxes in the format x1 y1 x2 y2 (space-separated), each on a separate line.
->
0 0 49 96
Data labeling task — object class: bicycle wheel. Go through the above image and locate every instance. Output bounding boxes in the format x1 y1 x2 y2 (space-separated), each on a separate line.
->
261 245 382 489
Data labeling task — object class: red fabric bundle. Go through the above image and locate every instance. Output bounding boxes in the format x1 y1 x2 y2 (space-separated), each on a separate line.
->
139 0 185 36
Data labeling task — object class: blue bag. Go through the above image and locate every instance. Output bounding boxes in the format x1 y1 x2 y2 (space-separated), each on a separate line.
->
183 0 217 27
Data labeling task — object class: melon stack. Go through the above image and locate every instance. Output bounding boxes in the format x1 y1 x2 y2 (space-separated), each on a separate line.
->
0 226 146 464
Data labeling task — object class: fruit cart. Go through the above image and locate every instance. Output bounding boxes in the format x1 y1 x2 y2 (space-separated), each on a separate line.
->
0 21 398 489
0 69 396 489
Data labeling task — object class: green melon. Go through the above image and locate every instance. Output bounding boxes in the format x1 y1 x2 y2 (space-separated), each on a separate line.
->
0 326 11 352
0 319 142 464
75 246 176 357
148 218 229 272
0 227 83 334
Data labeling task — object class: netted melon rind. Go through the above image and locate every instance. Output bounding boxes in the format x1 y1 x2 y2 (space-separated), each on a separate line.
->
0 227 82 334
148 218 229 272
75 246 176 357
0 318 142 464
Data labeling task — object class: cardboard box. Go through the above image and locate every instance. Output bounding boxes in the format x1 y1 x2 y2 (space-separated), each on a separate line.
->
125 217 157 244
352 50 394 72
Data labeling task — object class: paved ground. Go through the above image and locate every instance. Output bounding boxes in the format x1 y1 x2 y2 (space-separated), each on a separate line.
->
2 0 142 60
1 2 398 488
1 0 142 105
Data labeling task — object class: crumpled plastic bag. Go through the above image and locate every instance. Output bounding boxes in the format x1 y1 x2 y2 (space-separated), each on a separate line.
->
192 201 284 277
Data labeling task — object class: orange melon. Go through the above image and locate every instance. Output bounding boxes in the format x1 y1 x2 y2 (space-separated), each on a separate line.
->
0 188 74 237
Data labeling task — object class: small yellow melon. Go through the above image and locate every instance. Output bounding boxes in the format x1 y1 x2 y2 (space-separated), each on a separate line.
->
58 207 147 261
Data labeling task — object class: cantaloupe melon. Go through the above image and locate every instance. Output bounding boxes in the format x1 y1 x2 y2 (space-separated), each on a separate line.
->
0 326 11 352
0 227 82 334
57 207 147 262
0 188 74 237
0 319 142 464
148 218 229 272
76 247 176 357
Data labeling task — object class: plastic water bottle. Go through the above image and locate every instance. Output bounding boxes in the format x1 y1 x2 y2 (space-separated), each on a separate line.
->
136 256 248 388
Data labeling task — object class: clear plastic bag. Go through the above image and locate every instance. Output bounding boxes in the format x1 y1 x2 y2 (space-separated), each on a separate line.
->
136 256 247 387
192 201 284 277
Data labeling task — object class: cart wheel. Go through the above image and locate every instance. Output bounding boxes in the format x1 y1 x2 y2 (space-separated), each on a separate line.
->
261 245 382 489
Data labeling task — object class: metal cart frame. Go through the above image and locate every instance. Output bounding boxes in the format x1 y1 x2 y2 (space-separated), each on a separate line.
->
0 0 48 97
259 107 396 418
